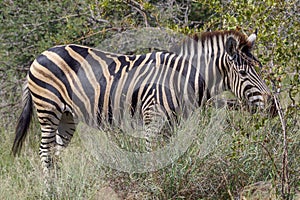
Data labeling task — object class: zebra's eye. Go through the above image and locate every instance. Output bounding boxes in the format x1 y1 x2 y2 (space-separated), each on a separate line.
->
229 54 237 61
238 70 247 77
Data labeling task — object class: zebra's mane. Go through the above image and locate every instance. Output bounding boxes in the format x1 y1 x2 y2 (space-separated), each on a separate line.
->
192 30 253 52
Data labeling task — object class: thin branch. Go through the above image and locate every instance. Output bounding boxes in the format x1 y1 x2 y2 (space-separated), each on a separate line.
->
32 13 88 28
22 13 89 37
269 70 290 198
273 93 290 199
126 0 149 27
89 7 111 24
183 1 190 26
288 86 296 106
72 27 122 43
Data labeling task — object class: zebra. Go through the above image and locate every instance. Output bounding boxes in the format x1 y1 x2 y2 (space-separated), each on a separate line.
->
12 29 275 176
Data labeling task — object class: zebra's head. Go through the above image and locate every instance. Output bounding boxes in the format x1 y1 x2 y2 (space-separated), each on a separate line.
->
224 31 276 115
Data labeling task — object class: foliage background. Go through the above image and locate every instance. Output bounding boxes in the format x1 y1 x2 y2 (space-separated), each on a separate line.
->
0 0 299 199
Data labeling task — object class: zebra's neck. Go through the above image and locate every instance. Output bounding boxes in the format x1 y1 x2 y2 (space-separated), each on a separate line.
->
176 34 229 102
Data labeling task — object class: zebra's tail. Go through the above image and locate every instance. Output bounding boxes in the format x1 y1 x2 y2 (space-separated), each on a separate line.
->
12 81 33 156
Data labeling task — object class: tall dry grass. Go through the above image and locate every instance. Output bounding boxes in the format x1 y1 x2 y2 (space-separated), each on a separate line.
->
0 101 299 199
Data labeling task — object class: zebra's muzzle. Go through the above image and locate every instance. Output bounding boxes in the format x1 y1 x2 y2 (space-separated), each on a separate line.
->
259 93 277 117
265 95 277 118
246 92 277 117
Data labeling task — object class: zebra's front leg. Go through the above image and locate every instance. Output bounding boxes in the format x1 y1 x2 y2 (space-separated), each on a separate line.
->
142 103 168 152
144 122 158 152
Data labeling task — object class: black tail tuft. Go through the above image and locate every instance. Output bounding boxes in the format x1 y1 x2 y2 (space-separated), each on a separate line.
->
12 85 33 156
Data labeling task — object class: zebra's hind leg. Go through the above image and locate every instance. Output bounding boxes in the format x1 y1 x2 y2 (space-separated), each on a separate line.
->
38 111 76 183
38 111 62 183
38 111 76 197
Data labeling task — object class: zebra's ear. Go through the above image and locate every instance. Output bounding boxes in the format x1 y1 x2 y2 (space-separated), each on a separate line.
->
247 29 258 46
225 36 237 58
